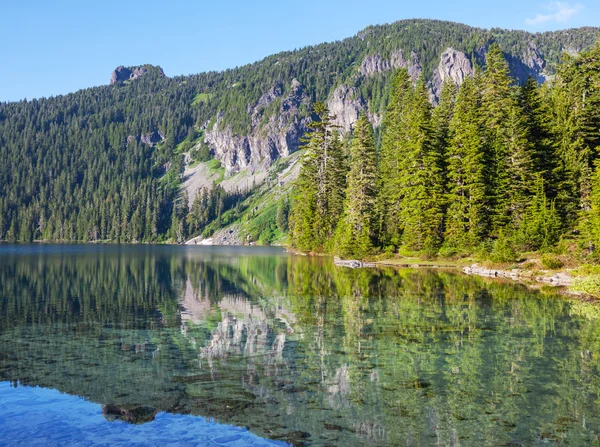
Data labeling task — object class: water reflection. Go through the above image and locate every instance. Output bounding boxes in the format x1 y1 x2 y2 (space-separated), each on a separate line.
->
1 245 600 446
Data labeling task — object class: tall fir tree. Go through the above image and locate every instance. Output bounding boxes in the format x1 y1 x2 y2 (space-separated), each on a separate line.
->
396 80 445 255
289 102 346 252
378 69 412 247
519 78 556 193
551 40 600 236
335 113 378 258
443 76 488 249
480 43 534 232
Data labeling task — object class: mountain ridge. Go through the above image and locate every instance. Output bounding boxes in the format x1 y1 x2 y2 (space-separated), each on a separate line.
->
0 19 598 244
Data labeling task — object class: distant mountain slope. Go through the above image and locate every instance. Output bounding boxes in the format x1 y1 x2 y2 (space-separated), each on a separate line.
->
0 19 598 243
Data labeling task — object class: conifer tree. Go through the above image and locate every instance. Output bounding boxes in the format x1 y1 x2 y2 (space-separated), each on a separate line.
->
396 80 445 255
431 80 457 159
289 102 346 252
519 78 556 192
480 43 534 231
551 40 600 228
443 77 488 249
335 113 378 258
516 176 561 251
378 69 412 247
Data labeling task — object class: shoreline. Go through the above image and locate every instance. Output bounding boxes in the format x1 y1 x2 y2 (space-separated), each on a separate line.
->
3 241 598 301
335 255 599 301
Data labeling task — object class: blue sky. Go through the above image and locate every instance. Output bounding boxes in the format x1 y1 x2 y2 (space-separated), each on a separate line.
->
1 0 598 102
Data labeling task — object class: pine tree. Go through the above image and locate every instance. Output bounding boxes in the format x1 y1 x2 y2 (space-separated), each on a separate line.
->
335 113 378 258
289 102 346 252
378 69 412 247
431 80 457 160
516 176 561 251
519 78 556 192
443 77 488 249
396 80 445 255
480 43 534 232
551 40 600 229
276 198 290 233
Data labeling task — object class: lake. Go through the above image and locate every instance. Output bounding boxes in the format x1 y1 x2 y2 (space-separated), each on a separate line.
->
0 244 599 446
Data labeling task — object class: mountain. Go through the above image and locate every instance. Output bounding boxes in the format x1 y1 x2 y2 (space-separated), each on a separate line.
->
0 19 598 244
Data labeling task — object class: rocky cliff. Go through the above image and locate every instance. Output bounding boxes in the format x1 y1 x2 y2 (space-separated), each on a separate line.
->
110 65 164 84
202 79 311 176
180 21 599 182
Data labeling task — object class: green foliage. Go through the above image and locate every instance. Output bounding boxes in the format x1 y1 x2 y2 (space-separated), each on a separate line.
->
401 81 445 255
489 235 518 264
514 176 562 251
186 183 246 238
443 76 487 249
289 103 346 252
571 275 600 297
334 113 378 258
276 197 290 233
540 254 564 269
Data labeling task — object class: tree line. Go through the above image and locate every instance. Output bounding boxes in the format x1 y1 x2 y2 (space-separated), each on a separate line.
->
289 41 600 261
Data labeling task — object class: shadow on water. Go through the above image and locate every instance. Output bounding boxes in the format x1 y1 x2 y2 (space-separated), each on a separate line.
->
1 244 600 446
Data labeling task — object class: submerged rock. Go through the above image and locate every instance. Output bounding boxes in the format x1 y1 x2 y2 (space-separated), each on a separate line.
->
102 405 158 424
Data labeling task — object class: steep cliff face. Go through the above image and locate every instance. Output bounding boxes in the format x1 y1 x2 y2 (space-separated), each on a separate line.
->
110 65 164 84
429 48 474 100
328 85 365 133
203 79 310 175
188 22 598 183
360 50 422 80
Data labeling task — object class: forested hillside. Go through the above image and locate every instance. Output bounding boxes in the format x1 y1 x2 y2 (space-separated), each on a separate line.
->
290 41 600 263
0 19 598 243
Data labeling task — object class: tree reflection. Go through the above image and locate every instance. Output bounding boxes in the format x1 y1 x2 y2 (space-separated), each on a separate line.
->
0 246 599 446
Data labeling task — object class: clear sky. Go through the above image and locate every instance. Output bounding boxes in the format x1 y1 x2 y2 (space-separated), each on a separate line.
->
1 0 598 102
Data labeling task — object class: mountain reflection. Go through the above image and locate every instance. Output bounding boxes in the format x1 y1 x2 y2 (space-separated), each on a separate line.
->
1 245 600 446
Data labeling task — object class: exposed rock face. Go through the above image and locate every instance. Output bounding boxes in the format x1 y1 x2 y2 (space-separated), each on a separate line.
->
360 50 421 81
506 50 547 84
140 130 165 146
327 84 365 133
430 48 474 101
204 78 311 176
195 39 583 177
110 65 163 84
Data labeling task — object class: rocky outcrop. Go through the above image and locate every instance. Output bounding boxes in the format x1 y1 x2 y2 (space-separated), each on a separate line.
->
360 50 421 81
140 129 165 146
102 405 158 424
327 84 365 133
204 79 311 175
110 65 164 84
463 264 572 286
430 48 473 100
334 257 376 268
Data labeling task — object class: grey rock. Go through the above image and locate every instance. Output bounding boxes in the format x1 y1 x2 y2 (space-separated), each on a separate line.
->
334 257 376 268
110 65 164 85
360 50 421 81
430 48 473 101
204 79 311 176
140 130 165 146
327 84 365 133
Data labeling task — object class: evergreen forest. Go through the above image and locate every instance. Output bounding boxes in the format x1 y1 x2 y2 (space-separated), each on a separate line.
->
290 41 600 262
0 19 599 258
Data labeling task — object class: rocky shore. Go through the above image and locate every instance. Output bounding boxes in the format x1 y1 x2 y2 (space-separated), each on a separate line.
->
462 264 572 287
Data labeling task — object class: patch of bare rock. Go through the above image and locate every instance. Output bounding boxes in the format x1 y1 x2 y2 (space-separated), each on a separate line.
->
463 264 572 287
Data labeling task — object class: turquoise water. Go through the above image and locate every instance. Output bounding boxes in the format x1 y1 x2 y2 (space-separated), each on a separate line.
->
0 244 600 446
